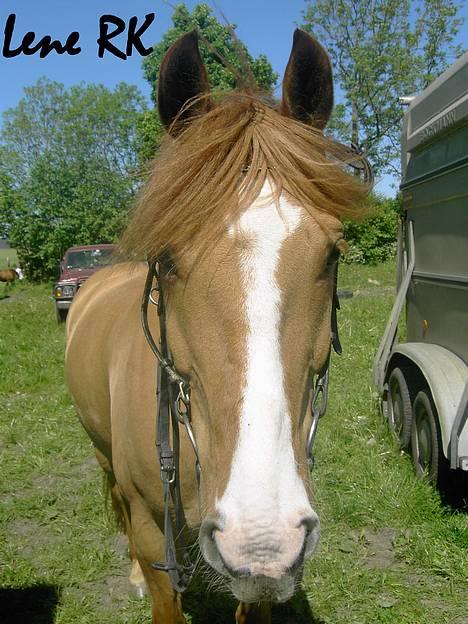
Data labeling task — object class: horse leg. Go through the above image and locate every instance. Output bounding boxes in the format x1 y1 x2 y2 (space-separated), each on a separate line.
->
94 449 147 598
129 501 186 624
93 451 184 622
236 602 272 624
110 484 148 598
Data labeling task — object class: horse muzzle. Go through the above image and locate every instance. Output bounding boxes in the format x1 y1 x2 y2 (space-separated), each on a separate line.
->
199 511 320 602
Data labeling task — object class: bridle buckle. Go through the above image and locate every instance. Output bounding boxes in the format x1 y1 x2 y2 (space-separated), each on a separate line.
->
160 456 176 484
177 380 190 407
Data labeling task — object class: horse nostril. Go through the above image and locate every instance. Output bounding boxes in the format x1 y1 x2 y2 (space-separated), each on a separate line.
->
199 517 228 575
301 513 320 559
299 514 319 533
201 518 222 540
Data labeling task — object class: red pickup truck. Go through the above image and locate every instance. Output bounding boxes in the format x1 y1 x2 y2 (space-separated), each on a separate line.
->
53 244 115 322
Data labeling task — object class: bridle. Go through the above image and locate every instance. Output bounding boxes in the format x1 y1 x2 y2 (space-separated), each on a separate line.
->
138 138 371 593
141 255 342 592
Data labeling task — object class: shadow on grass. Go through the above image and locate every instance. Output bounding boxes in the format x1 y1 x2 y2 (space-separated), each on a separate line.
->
273 591 326 624
439 468 468 512
183 578 325 624
0 584 60 624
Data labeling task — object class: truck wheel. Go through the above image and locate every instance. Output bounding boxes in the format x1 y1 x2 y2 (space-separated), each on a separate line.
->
56 307 67 323
387 367 412 449
411 390 441 483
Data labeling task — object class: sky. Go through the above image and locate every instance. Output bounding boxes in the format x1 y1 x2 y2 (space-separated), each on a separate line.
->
0 0 308 109
1 0 467 196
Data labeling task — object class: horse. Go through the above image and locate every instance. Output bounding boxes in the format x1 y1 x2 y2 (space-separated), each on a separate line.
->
65 29 366 624
0 268 22 295
0 268 18 284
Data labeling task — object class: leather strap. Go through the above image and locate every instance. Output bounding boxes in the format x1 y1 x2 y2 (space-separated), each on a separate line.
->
306 262 342 467
142 260 195 592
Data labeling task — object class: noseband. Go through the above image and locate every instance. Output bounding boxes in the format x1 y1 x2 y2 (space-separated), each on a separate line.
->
141 256 342 592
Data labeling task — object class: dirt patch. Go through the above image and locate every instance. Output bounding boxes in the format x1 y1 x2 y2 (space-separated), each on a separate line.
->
113 533 129 559
98 574 134 608
5 519 55 563
341 527 409 570
362 528 399 569
9 518 41 538
63 572 135 612
32 455 99 485
404 572 426 586
31 473 58 491
0 291 22 303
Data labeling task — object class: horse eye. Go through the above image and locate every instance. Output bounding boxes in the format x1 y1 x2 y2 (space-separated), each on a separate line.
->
159 252 177 278
166 262 177 278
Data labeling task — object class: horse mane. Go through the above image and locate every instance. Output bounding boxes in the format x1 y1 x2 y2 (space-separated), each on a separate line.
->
120 93 368 261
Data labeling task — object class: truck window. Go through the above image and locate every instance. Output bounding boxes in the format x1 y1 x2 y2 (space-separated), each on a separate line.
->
65 249 113 270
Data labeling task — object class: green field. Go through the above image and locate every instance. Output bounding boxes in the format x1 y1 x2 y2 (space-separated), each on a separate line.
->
0 262 467 624
0 248 18 269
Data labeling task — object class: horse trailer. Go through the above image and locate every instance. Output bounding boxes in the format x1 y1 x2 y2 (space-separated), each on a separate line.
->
374 51 468 483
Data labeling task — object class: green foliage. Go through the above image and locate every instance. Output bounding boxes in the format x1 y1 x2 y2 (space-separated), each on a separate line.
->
139 3 278 163
0 160 23 240
303 0 464 176
343 195 401 264
135 108 163 167
0 79 146 281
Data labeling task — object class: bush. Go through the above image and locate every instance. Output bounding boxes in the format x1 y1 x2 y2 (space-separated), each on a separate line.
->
343 194 401 264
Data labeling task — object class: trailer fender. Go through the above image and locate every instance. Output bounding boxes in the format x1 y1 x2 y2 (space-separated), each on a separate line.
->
388 343 468 461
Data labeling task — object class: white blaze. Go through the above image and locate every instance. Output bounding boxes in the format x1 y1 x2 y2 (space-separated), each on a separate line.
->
217 183 312 551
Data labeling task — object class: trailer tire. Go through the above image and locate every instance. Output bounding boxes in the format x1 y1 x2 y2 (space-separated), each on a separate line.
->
387 367 413 449
411 390 441 483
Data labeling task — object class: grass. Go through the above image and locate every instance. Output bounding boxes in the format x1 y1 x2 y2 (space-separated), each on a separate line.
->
0 248 18 269
0 262 467 624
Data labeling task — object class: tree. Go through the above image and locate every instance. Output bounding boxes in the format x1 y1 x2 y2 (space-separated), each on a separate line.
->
138 3 278 163
302 0 464 176
0 157 23 240
1 79 146 280
1 79 66 187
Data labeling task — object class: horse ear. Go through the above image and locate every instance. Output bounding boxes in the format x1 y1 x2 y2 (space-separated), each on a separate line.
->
280 29 333 129
158 30 211 135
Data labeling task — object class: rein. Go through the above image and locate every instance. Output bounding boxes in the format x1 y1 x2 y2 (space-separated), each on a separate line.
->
141 257 342 592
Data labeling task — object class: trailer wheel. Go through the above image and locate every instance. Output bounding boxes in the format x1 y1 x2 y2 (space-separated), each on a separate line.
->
387 367 412 449
411 390 441 483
